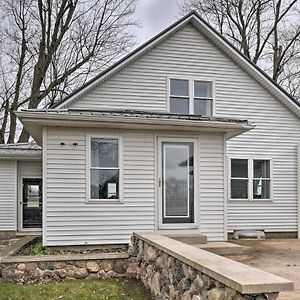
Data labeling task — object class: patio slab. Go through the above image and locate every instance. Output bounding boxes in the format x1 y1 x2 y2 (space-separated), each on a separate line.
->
195 241 250 255
225 239 300 300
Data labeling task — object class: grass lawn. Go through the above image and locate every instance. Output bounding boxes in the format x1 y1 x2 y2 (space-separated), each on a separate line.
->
0 278 153 300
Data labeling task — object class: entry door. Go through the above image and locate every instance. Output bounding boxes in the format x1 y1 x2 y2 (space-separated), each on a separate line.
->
22 178 42 229
159 140 196 225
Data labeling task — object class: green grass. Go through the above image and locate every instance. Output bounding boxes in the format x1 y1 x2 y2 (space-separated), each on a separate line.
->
0 279 153 300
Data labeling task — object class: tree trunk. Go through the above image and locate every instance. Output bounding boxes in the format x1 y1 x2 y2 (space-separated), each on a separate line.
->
18 127 30 143
7 111 17 143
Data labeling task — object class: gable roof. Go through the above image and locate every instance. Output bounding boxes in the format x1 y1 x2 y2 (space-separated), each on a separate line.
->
51 11 300 118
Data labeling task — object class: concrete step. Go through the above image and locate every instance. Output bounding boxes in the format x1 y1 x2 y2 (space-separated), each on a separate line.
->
194 242 250 256
16 231 42 237
167 234 207 245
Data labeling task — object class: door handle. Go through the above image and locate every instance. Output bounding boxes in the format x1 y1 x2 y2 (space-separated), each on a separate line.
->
159 178 165 187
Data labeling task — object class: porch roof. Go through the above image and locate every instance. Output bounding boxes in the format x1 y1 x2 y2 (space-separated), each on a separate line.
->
0 142 42 160
16 109 255 145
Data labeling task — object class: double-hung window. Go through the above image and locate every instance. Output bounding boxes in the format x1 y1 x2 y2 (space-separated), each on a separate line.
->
89 137 121 202
253 160 271 199
169 78 213 116
230 159 249 199
194 81 213 116
230 158 272 201
169 79 189 114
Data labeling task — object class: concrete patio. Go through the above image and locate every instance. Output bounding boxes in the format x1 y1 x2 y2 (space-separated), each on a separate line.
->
225 239 300 300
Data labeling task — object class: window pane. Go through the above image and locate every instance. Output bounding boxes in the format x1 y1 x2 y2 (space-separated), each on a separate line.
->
91 169 119 199
170 97 189 114
231 179 248 199
194 81 212 98
253 179 270 199
91 138 118 168
231 159 248 178
254 160 270 178
194 99 212 116
170 79 188 96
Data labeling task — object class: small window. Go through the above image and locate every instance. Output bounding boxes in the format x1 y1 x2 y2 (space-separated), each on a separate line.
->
169 78 213 116
230 159 248 199
194 81 213 116
253 160 271 199
90 138 120 201
230 158 272 201
170 79 189 114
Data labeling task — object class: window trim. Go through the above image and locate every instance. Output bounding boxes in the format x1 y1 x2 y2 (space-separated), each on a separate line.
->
228 156 273 202
167 76 215 116
86 134 123 204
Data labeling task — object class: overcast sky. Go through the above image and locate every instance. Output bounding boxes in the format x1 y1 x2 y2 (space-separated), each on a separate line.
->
133 0 180 45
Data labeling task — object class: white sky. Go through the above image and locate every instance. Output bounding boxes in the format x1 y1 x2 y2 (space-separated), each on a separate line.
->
133 0 180 45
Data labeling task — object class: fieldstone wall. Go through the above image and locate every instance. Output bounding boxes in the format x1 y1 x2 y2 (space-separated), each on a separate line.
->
130 236 279 300
0 234 288 300
0 257 139 284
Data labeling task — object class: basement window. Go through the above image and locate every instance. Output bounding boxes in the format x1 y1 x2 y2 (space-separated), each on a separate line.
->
230 158 272 201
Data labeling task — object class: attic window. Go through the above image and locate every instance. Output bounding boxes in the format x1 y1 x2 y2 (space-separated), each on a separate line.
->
169 78 214 116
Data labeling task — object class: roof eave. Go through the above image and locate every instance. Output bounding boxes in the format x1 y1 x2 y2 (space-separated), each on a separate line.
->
16 111 254 145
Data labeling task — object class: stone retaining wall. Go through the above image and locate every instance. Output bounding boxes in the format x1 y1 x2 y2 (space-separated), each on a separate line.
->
0 233 293 300
0 256 139 284
130 234 282 300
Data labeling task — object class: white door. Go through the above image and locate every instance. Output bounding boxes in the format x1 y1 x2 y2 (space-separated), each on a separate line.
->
158 138 198 228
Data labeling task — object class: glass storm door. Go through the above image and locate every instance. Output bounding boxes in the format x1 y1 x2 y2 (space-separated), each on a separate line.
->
22 178 42 229
161 142 194 224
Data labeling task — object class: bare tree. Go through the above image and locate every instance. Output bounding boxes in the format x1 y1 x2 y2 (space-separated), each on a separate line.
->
0 0 137 143
179 0 300 99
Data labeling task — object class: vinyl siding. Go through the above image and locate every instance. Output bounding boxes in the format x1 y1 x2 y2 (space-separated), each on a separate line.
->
199 133 225 241
0 160 16 231
45 127 155 246
66 23 300 234
44 127 225 245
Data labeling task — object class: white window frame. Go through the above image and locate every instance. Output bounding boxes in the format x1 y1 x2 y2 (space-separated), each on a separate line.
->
228 157 273 201
167 76 215 116
157 136 199 230
86 134 123 204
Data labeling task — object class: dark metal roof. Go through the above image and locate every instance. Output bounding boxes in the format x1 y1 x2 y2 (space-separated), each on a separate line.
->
69 108 250 124
50 11 300 110
24 108 250 125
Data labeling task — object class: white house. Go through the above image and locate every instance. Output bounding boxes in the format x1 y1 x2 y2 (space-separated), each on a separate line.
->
1 12 300 246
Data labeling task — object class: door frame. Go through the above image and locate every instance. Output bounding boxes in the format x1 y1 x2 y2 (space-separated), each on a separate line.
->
18 176 43 232
157 136 199 230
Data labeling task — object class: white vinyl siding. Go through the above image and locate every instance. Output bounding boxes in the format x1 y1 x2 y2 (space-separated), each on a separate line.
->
199 133 225 241
66 23 300 234
44 127 225 245
45 127 155 246
0 160 17 231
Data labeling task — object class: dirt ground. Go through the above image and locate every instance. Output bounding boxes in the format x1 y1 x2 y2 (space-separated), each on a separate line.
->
226 239 300 300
